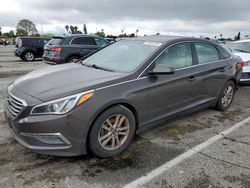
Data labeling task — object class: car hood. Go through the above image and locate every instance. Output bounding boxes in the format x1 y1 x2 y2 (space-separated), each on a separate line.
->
13 63 127 101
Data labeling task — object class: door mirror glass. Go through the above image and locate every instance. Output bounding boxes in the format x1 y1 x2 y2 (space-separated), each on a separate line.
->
149 64 175 75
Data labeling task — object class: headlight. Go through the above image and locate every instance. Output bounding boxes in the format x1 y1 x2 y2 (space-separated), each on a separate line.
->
31 90 94 115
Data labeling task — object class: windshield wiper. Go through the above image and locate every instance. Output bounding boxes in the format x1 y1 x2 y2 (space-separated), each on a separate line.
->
92 64 114 72
81 63 114 72
234 49 250 53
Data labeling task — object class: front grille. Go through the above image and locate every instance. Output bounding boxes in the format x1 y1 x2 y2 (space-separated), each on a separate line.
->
241 73 250 79
6 92 26 118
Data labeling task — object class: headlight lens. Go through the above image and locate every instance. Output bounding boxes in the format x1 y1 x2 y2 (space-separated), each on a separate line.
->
31 91 94 115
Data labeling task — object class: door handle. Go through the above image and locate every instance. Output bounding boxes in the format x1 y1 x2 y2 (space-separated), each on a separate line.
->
188 76 197 82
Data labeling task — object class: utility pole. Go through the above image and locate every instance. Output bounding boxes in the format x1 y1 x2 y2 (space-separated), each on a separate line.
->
41 24 44 36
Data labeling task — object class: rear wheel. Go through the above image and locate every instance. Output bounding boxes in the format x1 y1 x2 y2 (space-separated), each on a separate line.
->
88 105 136 158
215 80 236 111
23 51 35 61
67 56 80 63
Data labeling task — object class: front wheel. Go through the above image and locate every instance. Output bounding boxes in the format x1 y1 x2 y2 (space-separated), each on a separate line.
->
215 80 236 111
88 105 136 158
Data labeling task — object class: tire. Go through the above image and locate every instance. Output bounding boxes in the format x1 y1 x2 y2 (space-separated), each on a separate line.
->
67 56 80 63
215 80 236 111
23 51 35 61
88 105 136 158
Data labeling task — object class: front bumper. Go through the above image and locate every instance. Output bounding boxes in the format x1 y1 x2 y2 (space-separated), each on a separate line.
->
4 88 89 156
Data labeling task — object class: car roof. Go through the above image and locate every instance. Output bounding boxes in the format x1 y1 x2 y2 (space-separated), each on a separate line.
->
53 34 103 39
17 37 50 40
122 35 217 45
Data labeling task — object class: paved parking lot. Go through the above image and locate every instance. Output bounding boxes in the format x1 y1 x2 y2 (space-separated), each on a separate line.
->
0 45 250 188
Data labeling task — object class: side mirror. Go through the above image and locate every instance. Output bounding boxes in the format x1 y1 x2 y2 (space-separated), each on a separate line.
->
148 64 175 75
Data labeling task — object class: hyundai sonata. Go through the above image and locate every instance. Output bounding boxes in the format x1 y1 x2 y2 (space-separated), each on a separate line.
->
4 36 242 158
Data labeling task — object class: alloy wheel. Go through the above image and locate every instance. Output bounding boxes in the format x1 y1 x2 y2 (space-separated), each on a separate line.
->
25 52 34 61
98 114 130 151
221 85 234 107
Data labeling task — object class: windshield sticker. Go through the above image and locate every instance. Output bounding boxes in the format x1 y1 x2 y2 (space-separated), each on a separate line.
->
144 41 162 47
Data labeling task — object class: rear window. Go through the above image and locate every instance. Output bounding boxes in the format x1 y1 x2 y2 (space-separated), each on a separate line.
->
218 47 231 59
48 38 64 45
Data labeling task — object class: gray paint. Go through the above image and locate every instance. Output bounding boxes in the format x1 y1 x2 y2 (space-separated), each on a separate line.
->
4 36 242 156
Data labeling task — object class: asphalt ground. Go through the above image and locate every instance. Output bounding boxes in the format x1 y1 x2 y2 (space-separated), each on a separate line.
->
0 45 250 188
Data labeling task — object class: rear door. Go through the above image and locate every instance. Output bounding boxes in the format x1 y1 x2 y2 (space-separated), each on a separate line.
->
191 42 229 103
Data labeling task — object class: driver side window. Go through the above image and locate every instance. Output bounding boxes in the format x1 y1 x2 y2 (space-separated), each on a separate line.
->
155 43 193 69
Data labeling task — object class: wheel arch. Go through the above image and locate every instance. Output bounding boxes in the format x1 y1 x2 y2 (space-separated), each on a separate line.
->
228 77 237 88
66 54 81 62
85 101 139 152
21 49 37 57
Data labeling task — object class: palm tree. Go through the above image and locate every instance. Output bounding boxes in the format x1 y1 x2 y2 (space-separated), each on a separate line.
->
136 29 139 37
65 25 69 33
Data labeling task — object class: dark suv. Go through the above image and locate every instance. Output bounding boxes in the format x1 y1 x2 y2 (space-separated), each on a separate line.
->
42 34 110 64
15 37 50 61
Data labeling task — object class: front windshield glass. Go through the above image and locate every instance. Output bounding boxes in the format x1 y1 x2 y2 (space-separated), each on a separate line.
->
82 40 162 73
228 42 250 53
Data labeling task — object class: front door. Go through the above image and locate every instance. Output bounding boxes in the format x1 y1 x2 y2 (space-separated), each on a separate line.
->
146 42 199 124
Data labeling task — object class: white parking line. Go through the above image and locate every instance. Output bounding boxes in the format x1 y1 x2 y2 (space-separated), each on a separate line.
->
124 116 250 188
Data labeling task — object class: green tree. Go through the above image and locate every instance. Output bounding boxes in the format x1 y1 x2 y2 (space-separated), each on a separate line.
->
0 27 2 36
67 25 82 34
16 28 26 36
9 30 15 37
83 24 87 34
3 30 15 38
16 19 37 36
95 29 105 37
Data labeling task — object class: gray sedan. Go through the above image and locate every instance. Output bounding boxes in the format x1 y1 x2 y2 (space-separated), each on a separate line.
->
4 36 242 158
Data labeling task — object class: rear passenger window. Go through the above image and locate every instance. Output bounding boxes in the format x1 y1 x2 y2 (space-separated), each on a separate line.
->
155 43 193 69
94 38 109 47
194 43 219 64
71 37 96 45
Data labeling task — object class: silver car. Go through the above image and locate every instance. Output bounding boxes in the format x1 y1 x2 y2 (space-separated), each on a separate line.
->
228 39 250 84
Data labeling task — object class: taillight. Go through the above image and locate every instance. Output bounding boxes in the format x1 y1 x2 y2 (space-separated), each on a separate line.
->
239 60 245 68
50 47 62 52
236 60 245 71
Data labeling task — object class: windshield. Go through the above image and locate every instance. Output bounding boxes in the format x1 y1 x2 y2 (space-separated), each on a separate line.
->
82 40 162 73
228 42 250 53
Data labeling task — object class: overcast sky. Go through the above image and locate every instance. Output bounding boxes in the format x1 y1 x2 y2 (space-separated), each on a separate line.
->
0 0 250 38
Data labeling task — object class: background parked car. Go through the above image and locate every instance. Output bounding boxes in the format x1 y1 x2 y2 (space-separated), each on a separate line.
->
15 37 51 61
228 39 250 84
42 34 110 64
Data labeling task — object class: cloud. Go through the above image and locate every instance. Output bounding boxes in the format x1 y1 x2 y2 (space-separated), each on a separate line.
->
0 0 250 37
